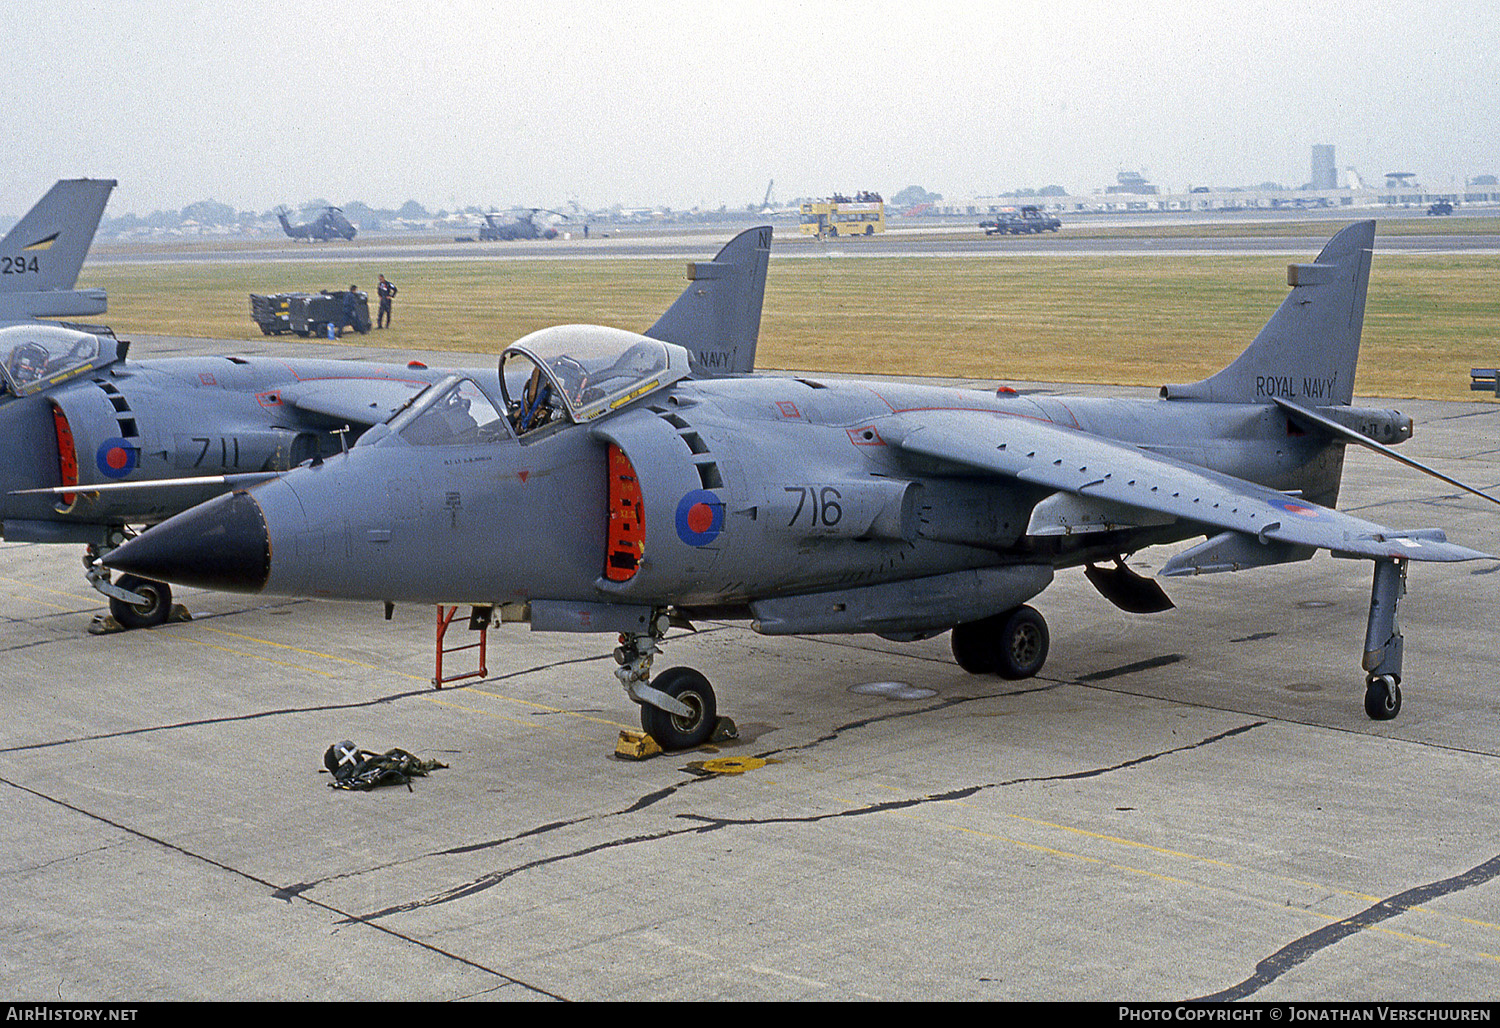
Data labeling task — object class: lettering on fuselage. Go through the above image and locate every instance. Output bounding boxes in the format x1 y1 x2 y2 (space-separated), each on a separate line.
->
1255 372 1339 400
694 349 739 370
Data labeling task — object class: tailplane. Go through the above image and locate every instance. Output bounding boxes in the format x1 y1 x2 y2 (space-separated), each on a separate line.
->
1161 221 1374 405
645 225 771 376
0 179 115 321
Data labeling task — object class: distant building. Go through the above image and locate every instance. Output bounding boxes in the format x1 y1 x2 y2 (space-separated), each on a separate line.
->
1312 145 1337 190
1106 171 1158 195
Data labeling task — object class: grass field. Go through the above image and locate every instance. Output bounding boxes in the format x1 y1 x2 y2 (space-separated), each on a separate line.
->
82 250 1500 401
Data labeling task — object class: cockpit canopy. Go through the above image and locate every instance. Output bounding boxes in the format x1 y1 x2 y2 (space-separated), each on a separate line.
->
0 324 121 399
499 325 691 436
388 375 509 447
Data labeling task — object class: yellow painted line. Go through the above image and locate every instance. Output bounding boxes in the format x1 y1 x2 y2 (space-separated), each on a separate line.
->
423 694 570 732
945 821 1105 864
461 686 634 731
907 808 1462 953
1002 810 1238 869
3 594 78 613
909 787 1240 871
923 788 1500 944
745 964 827 989
853 782 1500 958
1279 877 1500 933
195 624 426 680
1103 858 1449 948
160 632 339 678
159 625 639 734
0 573 98 605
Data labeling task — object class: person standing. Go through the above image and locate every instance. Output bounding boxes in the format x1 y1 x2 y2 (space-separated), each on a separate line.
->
337 285 360 337
377 274 397 329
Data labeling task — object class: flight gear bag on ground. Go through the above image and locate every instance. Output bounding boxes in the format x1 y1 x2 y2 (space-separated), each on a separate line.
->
323 740 448 791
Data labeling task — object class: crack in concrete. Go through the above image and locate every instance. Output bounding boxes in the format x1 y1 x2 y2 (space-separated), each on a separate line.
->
341 721 1265 925
0 773 563 999
1192 850 1500 1002
683 721 1264 828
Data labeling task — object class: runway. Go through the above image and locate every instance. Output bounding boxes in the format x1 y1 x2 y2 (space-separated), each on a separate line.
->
87 215 1500 266
2 335 1498 1001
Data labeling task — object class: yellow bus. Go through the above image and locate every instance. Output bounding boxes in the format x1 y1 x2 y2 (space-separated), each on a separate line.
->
799 193 885 237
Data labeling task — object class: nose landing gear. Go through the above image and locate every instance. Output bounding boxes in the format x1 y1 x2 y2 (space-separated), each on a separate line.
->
614 615 723 750
85 535 179 631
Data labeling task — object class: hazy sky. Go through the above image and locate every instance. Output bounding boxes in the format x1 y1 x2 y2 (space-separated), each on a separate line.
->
5 0 1497 216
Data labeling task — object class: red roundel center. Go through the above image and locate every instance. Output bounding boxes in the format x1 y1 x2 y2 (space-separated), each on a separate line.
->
105 447 130 470
687 502 716 535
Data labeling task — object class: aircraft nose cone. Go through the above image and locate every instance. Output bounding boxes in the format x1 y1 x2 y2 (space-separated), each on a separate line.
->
103 490 271 593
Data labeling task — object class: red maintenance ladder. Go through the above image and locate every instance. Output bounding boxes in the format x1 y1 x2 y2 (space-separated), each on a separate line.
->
433 605 490 688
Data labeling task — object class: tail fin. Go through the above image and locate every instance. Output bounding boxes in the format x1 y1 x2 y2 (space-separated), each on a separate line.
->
0 179 115 320
645 225 771 376
1161 221 1374 405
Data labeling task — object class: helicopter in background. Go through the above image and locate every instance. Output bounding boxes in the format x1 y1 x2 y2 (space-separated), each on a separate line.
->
277 206 357 242
479 208 567 241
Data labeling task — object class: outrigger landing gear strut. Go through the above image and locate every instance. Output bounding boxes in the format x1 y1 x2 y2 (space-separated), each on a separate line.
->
1362 557 1406 721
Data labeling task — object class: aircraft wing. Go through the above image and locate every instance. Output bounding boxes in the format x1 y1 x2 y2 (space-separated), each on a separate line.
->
887 409 1491 566
277 377 432 426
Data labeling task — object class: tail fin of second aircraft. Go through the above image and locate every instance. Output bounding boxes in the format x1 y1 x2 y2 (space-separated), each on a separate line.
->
0 179 115 321
1160 220 1374 406
645 225 771 376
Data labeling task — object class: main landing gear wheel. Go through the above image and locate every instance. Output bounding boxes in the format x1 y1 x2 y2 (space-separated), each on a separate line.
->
108 573 173 630
950 605 1050 679
639 667 717 750
1364 674 1402 721
950 617 996 674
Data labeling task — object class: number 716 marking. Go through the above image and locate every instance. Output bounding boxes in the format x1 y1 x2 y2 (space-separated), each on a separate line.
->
785 486 843 527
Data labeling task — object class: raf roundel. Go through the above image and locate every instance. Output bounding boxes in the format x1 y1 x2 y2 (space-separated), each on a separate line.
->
95 437 138 479
1271 496 1322 519
675 490 724 547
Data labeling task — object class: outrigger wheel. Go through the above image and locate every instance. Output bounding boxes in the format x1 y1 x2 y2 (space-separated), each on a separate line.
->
108 573 174 630
1364 674 1402 721
639 667 718 750
950 605 1050 679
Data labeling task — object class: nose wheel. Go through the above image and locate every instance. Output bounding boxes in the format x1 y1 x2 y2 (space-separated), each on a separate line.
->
108 573 174 630
639 667 718 750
